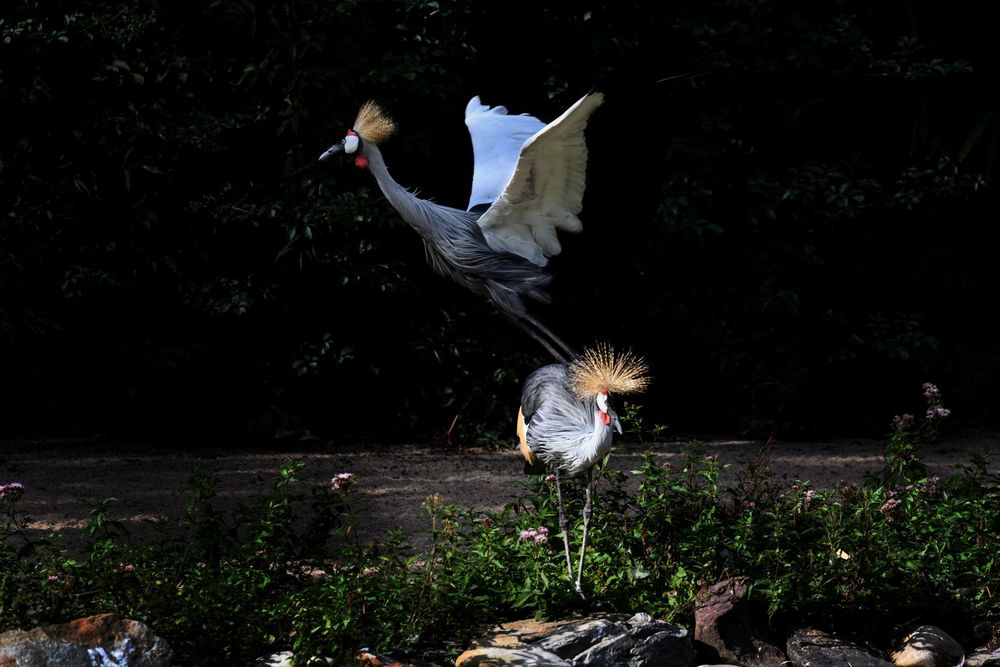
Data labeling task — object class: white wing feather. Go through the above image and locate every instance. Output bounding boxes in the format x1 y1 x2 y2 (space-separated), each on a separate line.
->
465 96 546 211
476 92 604 267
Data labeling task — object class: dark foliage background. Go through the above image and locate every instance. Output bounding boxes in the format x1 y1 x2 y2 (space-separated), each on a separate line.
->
1 0 997 442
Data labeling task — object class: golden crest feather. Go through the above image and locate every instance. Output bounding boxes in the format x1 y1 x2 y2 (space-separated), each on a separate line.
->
353 100 396 145
569 343 650 399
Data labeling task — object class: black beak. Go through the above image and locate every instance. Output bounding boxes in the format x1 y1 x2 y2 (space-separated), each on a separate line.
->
319 143 345 162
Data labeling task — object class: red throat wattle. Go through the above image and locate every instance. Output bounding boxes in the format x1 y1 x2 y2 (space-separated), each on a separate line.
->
354 155 368 169
600 411 611 426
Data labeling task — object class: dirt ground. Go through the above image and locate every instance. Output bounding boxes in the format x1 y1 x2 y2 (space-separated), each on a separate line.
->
2 429 998 551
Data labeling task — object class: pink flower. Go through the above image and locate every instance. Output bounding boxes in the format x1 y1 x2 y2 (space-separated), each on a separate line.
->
121 564 136 574
0 482 24 502
544 474 557 483
920 476 942 495
880 498 902 519
796 488 817 513
481 517 492 528
892 413 915 431
331 472 356 492
919 383 950 421
47 575 60 583
926 406 951 420
520 526 550 544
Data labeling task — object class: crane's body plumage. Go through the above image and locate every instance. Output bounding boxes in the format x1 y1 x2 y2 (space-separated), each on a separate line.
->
320 93 604 361
518 364 614 477
362 144 553 319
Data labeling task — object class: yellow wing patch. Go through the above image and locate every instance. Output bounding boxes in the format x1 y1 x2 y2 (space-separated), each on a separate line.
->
516 407 537 465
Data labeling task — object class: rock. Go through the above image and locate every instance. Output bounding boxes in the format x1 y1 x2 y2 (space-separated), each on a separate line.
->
468 616 631 652
968 622 1000 667
786 628 894 667
967 647 1000 667
575 614 695 667
694 577 784 667
573 631 635 665
455 646 571 666
458 613 695 667
256 651 295 666
0 614 171 667
890 626 965 667
255 649 386 666
535 619 625 659
624 615 697 667
632 628 696 667
359 649 414 666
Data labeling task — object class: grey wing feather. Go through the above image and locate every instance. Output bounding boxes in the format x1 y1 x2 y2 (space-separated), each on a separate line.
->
522 369 600 475
520 364 570 424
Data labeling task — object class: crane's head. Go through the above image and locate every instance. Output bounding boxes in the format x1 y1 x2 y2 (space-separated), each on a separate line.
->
319 100 396 169
570 343 650 435
595 388 623 434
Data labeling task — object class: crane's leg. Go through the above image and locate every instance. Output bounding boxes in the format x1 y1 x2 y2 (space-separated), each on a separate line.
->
519 312 578 361
574 467 594 597
553 470 577 592
488 287 576 362
504 313 570 363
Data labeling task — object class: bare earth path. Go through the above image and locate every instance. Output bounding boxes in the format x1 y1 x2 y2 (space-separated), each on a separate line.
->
2 429 998 550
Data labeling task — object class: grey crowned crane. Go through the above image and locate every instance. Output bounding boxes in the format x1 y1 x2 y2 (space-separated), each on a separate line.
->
319 93 604 362
516 344 650 597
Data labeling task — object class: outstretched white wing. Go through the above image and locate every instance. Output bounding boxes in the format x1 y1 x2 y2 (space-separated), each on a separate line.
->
465 96 546 210
476 92 604 267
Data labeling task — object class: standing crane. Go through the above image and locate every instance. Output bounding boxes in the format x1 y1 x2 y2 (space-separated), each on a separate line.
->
318 93 604 362
516 344 649 598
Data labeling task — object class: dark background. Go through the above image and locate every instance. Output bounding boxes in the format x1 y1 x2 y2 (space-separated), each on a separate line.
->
1 0 997 444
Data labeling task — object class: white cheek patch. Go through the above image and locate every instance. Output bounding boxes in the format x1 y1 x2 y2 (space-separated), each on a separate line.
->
343 134 360 154
596 392 609 413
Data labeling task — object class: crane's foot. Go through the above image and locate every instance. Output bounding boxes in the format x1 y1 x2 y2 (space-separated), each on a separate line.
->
573 581 586 600
429 414 460 448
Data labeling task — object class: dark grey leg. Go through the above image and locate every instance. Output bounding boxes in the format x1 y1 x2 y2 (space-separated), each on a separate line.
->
505 313 569 363
520 312 578 361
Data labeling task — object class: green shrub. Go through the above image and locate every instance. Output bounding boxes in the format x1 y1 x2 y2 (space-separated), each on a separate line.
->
1 387 997 663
